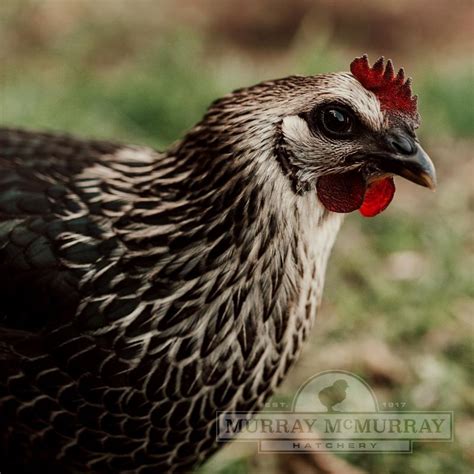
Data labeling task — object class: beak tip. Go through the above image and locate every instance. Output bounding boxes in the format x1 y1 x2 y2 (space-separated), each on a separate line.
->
422 171 437 191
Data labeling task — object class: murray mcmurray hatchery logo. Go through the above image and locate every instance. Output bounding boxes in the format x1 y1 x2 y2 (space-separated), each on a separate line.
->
217 371 453 453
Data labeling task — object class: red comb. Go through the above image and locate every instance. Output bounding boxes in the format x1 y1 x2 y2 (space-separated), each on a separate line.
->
350 55 418 121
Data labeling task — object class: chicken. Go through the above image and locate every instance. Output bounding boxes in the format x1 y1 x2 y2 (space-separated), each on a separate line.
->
0 55 436 473
318 380 349 413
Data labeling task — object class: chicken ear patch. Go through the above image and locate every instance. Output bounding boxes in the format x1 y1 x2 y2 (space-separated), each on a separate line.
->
359 177 395 217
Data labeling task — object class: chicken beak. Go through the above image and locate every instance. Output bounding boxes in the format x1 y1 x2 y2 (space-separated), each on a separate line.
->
380 131 437 191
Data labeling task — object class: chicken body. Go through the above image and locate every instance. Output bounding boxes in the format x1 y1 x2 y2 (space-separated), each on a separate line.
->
0 59 435 473
0 126 340 473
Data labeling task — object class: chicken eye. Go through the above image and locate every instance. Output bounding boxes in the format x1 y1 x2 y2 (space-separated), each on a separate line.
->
319 106 353 137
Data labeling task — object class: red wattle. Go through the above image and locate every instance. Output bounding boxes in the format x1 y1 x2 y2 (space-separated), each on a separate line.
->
316 173 396 217
316 171 366 213
359 177 396 217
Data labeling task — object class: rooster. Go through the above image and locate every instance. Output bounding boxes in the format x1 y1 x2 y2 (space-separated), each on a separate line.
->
0 56 435 473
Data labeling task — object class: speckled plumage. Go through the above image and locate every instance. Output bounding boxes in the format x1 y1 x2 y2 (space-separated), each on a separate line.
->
0 68 432 473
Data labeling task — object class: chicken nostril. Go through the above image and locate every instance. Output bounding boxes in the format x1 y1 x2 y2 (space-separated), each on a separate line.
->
390 135 416 155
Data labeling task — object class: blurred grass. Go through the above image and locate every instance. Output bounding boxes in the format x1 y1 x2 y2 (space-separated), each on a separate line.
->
1 2 473 473
1 33 223 148
2 35 473 144
419 68 474 138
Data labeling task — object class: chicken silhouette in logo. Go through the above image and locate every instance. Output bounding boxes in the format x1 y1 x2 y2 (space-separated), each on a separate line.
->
318 379 349 412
